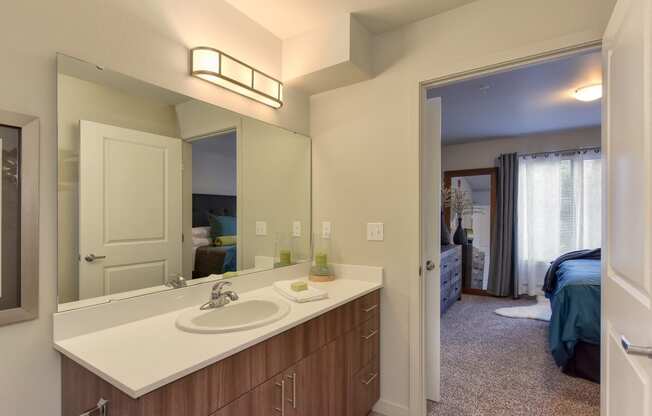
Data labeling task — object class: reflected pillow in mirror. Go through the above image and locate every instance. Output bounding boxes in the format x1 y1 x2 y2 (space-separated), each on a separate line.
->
208 214 237 238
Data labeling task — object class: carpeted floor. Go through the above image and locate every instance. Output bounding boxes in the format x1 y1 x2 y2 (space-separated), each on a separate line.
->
428 295 600 416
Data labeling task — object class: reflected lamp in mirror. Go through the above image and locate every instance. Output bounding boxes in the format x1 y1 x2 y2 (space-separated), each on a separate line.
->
191 47 283 109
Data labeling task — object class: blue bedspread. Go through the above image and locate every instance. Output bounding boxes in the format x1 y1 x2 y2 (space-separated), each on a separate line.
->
222 246 237 273
548 259 601 368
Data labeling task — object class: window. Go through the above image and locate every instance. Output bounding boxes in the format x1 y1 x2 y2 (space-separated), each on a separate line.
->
516 149 601 295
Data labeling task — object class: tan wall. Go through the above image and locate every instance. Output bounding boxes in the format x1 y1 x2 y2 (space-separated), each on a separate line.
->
443 127 601 172
310 0 615 412
175 100 311 272
0 1 308 415
240 118 311 268
57 73 181 303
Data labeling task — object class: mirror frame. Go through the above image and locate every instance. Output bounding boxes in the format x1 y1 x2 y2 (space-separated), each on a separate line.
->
0 109 39 326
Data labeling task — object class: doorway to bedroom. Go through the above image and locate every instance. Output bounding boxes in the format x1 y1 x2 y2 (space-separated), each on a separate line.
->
423 47 603 415
188 129 238 279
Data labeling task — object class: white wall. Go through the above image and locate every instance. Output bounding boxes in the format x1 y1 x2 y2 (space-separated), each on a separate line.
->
310 0 614 413
191 132 237 196
443 126 601 171
0 1 308 415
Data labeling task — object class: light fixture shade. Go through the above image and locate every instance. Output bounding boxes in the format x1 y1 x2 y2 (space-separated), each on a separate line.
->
574 84 602 102
191 47 283 109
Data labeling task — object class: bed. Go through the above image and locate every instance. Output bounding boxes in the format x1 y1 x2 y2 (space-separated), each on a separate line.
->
546 255 601 383
191 194 237 277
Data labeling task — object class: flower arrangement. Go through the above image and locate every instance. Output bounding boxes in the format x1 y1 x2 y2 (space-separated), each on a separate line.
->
442 184 485 220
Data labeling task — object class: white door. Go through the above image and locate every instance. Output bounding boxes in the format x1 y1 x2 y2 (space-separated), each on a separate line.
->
422 97 442 403
79 120 182 299
602 0 652 414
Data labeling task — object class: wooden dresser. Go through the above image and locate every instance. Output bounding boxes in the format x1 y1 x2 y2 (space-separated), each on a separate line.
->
440 245 462 315
61 290 381 416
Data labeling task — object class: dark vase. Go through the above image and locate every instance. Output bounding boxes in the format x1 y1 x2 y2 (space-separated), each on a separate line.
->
453 216 466 245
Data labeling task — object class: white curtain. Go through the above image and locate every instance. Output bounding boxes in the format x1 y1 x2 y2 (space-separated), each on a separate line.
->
516 149 601 295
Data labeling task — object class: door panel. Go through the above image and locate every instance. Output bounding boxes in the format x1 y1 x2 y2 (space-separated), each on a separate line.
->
602 0 652 414
79 120 182 299
104 138 167 243
422 97 442 402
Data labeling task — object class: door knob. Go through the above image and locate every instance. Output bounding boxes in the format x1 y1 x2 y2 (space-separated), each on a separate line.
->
84 254 107 262
426 260 435 271
621 336 652 357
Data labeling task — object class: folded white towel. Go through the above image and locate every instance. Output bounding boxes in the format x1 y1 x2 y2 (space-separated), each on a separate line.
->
192 226 211 238
273 280 328 303
193 237 212 247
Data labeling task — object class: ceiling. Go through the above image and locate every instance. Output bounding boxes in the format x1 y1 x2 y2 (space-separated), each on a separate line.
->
461 175 491 192
192 131 237 158
224 0 477 39
427 50 602 145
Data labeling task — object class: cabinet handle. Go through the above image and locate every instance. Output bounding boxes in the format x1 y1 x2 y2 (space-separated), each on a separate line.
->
363 304 378 313
361 372 378 385
362 329 378 340
286 372 297 409
79 398 108 416
274 380 285 415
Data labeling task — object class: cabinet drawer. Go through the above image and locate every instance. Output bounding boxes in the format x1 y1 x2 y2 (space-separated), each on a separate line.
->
352 358 380 416
348 313 380 376
356 290 380 325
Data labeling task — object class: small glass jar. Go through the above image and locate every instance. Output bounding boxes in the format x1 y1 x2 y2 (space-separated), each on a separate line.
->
310 234 334 281
274 232 293 268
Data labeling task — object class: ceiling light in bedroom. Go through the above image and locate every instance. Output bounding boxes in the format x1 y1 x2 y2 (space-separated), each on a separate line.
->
574 84 602 102
190 47 283 109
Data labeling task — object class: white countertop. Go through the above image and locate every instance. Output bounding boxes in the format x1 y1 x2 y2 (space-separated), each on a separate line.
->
54 276 382 399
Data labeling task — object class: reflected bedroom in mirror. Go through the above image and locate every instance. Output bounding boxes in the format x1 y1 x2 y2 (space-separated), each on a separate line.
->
57 54 311 309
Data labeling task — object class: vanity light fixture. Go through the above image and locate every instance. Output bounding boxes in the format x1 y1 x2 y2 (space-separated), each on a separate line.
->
191 47 283 109
573 84 602 102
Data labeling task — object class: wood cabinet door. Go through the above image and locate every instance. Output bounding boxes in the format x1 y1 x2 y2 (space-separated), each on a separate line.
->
252 373 285 415
211 393 253 416
293 337 347 416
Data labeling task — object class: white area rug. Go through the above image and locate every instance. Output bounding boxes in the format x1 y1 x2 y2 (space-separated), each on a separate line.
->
494 296 551 322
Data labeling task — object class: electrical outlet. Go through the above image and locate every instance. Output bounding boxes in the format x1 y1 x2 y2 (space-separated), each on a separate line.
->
367 222 384 241
322 221 332 239
292 221 301 237
255 221 267 236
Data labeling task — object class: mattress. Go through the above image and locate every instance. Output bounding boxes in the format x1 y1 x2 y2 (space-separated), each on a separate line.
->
548 259 601 368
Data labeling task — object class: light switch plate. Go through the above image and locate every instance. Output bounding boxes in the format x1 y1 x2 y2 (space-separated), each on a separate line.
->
367 222 384 241
321 221 331 239
292 221 301 237
255 221 267 236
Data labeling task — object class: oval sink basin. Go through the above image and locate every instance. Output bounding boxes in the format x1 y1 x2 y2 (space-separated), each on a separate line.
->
176 298 290 334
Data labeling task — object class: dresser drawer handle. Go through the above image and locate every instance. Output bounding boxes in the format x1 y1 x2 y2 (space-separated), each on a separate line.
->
362 329 378 340
362 304 378 313
362 372 378 385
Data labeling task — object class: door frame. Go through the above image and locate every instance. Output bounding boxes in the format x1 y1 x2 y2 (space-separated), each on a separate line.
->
414 40 602 414
444 167 497 295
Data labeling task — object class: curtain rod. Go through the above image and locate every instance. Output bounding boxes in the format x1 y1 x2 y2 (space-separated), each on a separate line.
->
518 146 601 159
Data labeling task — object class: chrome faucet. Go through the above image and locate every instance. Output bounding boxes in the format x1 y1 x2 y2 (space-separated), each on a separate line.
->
201 281 239 310
167 274 187 289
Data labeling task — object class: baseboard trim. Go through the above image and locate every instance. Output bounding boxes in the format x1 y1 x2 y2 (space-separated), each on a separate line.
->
373 398 410 416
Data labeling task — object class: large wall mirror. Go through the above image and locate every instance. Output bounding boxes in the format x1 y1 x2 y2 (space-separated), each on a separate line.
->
57 54 311 309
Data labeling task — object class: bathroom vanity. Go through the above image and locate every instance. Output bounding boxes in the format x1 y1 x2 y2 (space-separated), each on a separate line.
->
56 271 381 416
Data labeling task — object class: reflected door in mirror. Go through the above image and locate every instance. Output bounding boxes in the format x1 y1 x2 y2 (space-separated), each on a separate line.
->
78 121 182 298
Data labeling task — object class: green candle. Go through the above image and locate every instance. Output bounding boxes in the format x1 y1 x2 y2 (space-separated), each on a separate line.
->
315 252 328 267
279 249 292 265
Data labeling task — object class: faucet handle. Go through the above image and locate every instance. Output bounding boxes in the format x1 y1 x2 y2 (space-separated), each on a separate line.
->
211 280 231 294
